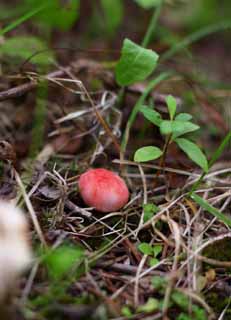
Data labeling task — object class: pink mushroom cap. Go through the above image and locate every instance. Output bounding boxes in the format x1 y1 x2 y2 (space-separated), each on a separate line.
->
78 168 129 212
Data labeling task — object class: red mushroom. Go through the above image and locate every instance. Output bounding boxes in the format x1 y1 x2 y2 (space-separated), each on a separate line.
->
78 168 129 212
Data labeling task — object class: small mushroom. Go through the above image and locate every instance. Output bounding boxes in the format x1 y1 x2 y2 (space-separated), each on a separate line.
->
78 168 129 212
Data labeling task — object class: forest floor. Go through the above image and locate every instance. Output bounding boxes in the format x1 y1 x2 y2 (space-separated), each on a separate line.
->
0 1 231 319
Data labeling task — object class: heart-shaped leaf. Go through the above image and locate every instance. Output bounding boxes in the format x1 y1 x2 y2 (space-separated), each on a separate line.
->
116 38 159 86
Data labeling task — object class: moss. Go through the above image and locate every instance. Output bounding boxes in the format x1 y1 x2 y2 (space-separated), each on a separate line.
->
205 291 231 318
203 238 231 265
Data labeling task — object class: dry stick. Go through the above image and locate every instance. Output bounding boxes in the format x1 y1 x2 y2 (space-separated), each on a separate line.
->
162 218 181 315
57 66 121 158
0 59 105 102
79 83 121 157
134 254 148 307
135 164 148 235
14 170 47 247
0 69 68 101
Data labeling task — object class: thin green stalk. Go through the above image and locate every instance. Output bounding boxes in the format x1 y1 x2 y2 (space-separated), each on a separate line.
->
208 130 231 168
189 130 231 195
142 0 163 48
29 82 48 158
116 0 163 110
161 20 231 62
0 2 49 36
121 71 172 154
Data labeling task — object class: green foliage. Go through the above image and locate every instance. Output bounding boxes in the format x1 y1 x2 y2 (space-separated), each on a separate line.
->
134 0 162 9
191 193 231 227
143 203 159 222
171 292 189 310
137 298 159 313
0 36 54 66
121 306 133 317
24 0 80 30
175 138 208 172
100 0 123 37
139 105 162 126
175 113 193 122
208 130 231 168
189 130 231 194
161 20 231 62
0 2 48 36
173 292 207 320
160 120 199 137
44 245 84 280
152 275 167 289
134 146 163 162
138 242 153 255
166 95 177 121
121 72 172 153
186 0 231 31
116 39 159 86
138 242 162 266
135 95 208 172
30 84 48 157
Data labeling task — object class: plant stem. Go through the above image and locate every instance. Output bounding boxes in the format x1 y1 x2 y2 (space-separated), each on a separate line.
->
116 0 163 115
0 2 49 36
142 0 163 48
189 130 231 196
161 20 231 62
30 82 48 158
121 71 172 156
159 134 171 168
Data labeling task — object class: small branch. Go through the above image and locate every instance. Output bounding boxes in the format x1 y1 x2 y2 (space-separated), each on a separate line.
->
0 59 108 102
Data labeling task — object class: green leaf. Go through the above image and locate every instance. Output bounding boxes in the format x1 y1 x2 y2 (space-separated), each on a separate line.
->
191 193 231 227
166 95 177 120
175 113 192 121
143 203 159 223
160 120 199 137
152 276 167 289
0 36 55 66
138 242 153 255
172 121 200 139
139 105 162 126
116 38 159 86
44 245 84 279
24 0 80 31
100 0 123 36
160 120 172 135
149 257 159 266
137 298 159 313
177 313 192 320
134 146 163 162
134 0 162 9
121 306 133 317
153 245 162 257
172 291 189 310
192 305 207 320
175 138 208 172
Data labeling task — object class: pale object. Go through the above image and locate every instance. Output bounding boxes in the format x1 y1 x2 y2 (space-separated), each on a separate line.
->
0 200 32 300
